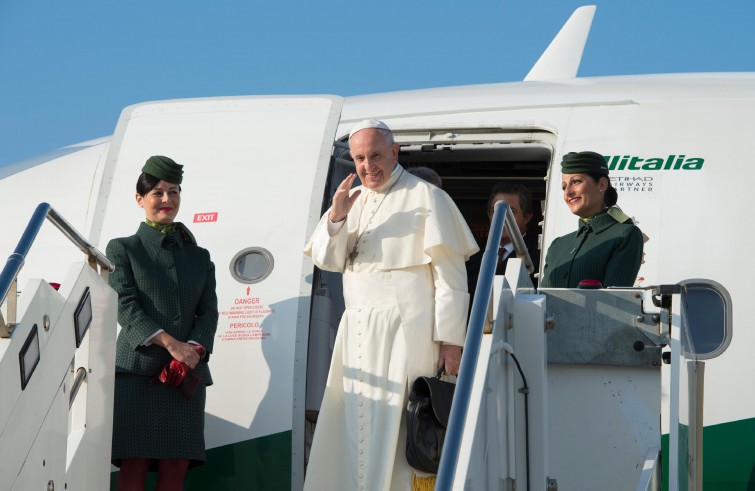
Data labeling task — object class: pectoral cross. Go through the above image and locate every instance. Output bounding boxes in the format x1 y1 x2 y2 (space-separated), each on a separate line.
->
348 247 359 267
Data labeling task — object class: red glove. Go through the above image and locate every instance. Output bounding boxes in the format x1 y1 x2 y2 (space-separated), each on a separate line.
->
158 359 190 387
151 344 205 389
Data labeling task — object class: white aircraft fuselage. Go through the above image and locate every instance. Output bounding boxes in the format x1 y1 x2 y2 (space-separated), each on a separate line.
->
0 6 752 490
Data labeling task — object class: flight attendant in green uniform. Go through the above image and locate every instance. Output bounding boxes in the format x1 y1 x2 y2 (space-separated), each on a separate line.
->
107 156 218 491
540 151 643 288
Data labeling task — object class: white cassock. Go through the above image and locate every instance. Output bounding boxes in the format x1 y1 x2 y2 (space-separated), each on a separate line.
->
303 165 479 491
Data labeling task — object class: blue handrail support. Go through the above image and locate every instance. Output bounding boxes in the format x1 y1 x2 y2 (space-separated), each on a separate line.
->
0 202 114 337
435 200 531 490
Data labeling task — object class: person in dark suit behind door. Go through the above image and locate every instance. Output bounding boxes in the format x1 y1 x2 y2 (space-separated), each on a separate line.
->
467 182 541 304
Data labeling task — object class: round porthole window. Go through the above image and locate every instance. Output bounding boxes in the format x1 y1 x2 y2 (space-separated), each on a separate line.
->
230 247 274 284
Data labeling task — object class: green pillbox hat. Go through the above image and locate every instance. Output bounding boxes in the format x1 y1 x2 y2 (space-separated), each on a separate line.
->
142 155 183 184
561 151 609 176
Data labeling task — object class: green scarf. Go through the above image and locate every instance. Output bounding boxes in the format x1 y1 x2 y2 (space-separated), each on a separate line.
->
145 218 176 234
580 206 632 224
144 219 196 244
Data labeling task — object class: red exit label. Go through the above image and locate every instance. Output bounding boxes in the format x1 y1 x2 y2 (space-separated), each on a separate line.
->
193 212 218 223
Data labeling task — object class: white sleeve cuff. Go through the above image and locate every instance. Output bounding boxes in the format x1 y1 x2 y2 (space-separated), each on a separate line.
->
327 217 346 236
142 329 164 346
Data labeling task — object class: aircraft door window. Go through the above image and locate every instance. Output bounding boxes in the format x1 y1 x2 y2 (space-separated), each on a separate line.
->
230 247 274 284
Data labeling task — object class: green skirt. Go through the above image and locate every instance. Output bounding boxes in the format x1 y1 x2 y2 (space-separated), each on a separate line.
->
112 373 207 469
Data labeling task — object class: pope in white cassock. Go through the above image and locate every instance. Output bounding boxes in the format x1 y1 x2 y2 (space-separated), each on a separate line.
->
303 120 479 491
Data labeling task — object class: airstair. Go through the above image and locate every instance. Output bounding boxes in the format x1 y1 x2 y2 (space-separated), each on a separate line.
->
0 203 117 491
436 201 723 491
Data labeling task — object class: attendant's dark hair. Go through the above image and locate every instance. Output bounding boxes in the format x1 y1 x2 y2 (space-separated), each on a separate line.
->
586 172 617 208
136 172 182 196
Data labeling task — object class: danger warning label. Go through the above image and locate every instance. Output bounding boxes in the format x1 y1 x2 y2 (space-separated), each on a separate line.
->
217 287 274 341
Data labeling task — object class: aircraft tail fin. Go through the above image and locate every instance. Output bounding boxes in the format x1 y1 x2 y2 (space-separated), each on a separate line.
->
524 5 596 82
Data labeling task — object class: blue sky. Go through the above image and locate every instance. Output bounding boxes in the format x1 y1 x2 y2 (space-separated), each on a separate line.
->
1 0 753 167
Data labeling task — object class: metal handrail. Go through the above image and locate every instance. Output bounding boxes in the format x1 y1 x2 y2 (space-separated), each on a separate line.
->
436 200 530 489
502 200 535 275
69 367 88 409
0 202 114 337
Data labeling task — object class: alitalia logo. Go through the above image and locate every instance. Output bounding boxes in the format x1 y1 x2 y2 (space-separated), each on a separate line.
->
604 155 704 171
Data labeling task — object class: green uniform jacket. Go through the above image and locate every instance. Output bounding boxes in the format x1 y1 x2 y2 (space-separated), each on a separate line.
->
540 212 643 288
107 222 218 384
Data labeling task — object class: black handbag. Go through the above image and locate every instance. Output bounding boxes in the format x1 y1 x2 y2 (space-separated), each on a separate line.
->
405 368 456 473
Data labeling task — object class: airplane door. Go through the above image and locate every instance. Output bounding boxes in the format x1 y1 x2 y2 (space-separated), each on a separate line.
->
96 95 343 490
